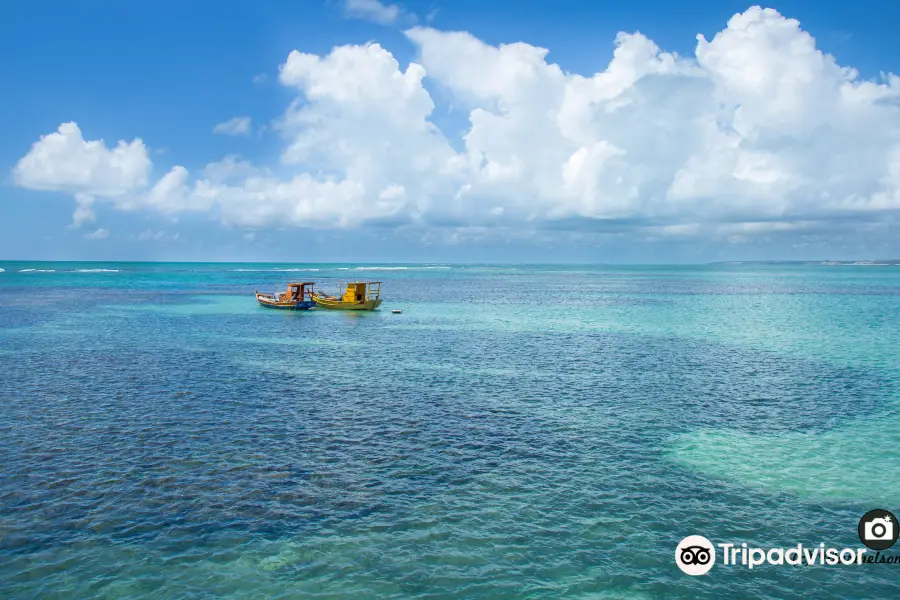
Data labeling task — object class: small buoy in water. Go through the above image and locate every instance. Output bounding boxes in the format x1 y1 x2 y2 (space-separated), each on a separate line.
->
392 309 402 314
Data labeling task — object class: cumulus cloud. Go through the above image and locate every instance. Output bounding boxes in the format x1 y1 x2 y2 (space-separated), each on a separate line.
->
71 194 96 228
14 122 150 196
202 155 260 182
342 0 404 25
84 228 109 240
13 6 900 244
11 123 210 219
213 116 252 136
13 122 151 228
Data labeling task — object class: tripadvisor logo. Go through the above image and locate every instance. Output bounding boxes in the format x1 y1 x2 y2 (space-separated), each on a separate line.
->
675 509 900 575
675 535 715 576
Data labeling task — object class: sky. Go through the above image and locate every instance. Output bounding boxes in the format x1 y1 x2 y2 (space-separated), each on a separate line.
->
3 0 900 263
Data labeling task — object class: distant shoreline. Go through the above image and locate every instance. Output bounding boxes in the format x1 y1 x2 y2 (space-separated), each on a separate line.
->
2 259 900 267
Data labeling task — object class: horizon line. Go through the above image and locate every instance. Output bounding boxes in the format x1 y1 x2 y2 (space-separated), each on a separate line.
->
3 259 900 266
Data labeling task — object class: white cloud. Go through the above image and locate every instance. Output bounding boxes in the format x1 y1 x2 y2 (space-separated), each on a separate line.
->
71 193 96 228
342 0 403 25
202 155 260 182
143 166 214 213
13 6 900 244
14 122 150 196
212 116 252 136
10 123 210 218
84 228 109 240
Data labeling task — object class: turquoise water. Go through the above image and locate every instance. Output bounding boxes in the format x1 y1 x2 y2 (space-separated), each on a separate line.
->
1 262 899 598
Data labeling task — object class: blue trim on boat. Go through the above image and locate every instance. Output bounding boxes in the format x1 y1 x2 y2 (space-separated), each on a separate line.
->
259 300 317 310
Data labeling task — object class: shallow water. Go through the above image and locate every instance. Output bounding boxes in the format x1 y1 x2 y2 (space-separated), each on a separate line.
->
1 262 899 598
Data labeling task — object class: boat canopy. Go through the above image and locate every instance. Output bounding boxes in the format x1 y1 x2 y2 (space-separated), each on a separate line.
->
285 282 315 301
341 281 381 303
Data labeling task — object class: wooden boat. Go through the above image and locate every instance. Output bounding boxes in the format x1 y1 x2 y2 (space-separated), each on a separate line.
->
311 281 382 311
255 282 317 310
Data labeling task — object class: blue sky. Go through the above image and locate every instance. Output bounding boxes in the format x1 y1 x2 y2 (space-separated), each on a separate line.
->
3 0 900 262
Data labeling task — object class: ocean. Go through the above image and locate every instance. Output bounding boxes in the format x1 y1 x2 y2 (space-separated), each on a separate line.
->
1 262 898 598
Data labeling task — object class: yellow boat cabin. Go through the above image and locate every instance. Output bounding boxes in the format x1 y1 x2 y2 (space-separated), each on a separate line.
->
312 281 383 311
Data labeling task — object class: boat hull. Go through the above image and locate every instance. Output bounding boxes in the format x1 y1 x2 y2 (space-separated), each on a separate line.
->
311 297 382 311
256 294 316 310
